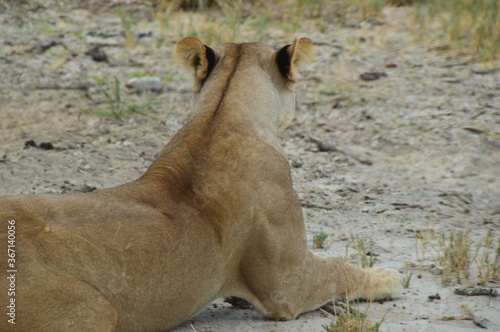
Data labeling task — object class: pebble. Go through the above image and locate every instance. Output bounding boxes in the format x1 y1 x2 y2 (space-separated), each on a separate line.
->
360 71 387 81
125 77 163 92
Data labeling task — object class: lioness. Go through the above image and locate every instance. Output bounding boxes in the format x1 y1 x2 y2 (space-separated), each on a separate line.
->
0 38 402 331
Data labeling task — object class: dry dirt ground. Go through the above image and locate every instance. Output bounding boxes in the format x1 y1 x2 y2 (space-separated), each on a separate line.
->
1 1 499 331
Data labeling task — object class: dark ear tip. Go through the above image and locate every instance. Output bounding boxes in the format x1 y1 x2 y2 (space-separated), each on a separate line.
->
204 45 216 77
276 44 291 79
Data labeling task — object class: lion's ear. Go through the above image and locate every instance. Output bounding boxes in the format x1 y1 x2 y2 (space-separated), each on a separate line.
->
276 38 314 82
176 37 216 82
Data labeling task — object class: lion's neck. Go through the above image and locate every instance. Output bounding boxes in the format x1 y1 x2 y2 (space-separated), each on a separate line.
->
196 71 283 143
142 61 286 187
141 91 286 191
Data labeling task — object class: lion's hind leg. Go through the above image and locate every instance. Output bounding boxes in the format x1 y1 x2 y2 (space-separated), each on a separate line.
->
11 260 119 332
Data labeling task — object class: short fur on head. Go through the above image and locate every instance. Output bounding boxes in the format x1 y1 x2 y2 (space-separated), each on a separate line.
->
176 37 314 92
174 37 315 133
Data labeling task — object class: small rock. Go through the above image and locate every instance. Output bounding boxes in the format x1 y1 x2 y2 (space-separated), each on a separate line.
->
125 77 163 93
360 206 371 213
440 78 462 83
24 140 37 148
85 46 108 62
85 36 121 46
428 293 441 301
24 140 54 150
428 264 444 275
81 184 97 193
39 142 54 150
360 71 387 81
291 159 304 168
473 317 488 329
454 287 499 297
462 126 485 134
372 203 393 214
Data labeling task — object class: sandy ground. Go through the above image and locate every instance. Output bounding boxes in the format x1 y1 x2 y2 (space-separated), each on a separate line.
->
1 1 499 331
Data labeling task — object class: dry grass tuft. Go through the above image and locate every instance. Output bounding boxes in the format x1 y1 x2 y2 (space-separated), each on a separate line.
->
148 0 498 60
322 310 384 332
313 231 330 249
417 228 500 286
477 230 500 286
413 0 500 60
351 234 376 269
435 230 472 284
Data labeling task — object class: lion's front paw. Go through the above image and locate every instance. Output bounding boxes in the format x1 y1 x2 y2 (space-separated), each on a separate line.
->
366 268 403 300
354 268 403 301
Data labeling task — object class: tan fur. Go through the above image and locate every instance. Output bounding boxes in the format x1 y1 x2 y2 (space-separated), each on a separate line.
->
0 38 402 332
286 38 314 82
175 37 212 86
